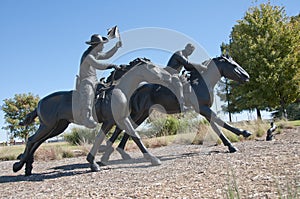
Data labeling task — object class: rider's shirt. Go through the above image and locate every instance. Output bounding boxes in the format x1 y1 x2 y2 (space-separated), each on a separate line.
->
79 52 112 86
165 51 194 75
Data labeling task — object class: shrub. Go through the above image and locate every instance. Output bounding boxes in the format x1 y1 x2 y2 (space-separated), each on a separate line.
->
64 131 81 145
64 127 98 145
156 116 180 137
145 112 200 138
62 150 75 158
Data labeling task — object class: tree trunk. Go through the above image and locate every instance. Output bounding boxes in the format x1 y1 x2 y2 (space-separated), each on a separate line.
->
280 94 287 119
256 108 262 120
225 78 232 122
228 112 232 123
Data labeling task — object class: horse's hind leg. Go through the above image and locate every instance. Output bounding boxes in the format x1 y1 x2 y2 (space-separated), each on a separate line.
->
115 133 131 160
13 124 52 173
24 120 69 175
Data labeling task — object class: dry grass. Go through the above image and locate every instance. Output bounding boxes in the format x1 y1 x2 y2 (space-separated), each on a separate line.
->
0 142 88 161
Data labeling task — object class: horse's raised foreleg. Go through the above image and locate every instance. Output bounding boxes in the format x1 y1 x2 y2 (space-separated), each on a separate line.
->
13 124 52 173
209 121 238 153
87 122 113 172
199 105 252 137
199 106 242 153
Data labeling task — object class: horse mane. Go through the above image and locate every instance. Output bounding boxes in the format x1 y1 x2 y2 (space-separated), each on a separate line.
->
105 57 152 83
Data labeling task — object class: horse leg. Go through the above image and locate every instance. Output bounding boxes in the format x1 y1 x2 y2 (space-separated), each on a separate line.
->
100 127 131 163
116 133 131 160
209 121 238 153
115 112 150 160
24 120 69 176
131 136 161 165
13 124 52 173
87 122 113 172
198 106 238 153
100 112 145 163
200 105 252 138
118 118 161 165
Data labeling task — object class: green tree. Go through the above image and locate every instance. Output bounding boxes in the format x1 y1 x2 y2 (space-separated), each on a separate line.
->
1 93 39 142
222 3 300 119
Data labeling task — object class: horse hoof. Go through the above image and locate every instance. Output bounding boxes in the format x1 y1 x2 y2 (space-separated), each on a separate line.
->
13 162 23 172
86 153 94 164
144 153 161 166
87 153 101 171
228 145 238 153
90 163 101 172
242 130 252 138
151 157 162 166
116 147 131 160
101 146 114 163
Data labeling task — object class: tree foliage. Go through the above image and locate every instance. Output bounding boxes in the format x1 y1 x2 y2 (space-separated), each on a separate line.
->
1 93 39 142
220 3 300 118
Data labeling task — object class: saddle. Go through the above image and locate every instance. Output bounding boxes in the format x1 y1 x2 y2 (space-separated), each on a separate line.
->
128 57 151 66
95 57 152 100
95 78 111 100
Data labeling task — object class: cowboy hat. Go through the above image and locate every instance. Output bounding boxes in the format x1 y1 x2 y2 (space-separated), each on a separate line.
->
85 34 108 45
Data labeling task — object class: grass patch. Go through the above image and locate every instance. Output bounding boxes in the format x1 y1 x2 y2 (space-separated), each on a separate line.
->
0 142 88 161
288 120 300 126
0 145 25 161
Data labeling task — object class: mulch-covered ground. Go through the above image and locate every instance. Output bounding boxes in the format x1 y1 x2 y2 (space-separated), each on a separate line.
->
0 127 299 198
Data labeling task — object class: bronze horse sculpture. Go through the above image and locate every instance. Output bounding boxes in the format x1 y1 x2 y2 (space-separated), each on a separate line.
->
100 56 252 163
14 56 251 176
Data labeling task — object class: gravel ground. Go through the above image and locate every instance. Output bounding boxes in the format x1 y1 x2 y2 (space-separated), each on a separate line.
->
0 127 299 199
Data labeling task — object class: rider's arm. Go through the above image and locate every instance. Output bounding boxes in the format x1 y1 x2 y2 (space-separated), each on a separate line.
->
96 41 122 60
174 54 194 70
192 63 207 72
176 54 207 72
86 54 115 70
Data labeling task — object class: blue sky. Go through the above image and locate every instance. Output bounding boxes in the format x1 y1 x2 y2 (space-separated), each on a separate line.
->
0 0 299 142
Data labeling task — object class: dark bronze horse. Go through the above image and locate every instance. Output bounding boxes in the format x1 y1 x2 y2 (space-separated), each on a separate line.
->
100 56 252 163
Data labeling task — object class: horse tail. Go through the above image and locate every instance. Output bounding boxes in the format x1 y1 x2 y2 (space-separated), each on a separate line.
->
19 109 38 126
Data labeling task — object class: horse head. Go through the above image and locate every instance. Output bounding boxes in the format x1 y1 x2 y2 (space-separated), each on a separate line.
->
213 56 250 83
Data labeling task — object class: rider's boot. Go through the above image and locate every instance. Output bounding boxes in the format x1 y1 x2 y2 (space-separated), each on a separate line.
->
82 108 97 129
